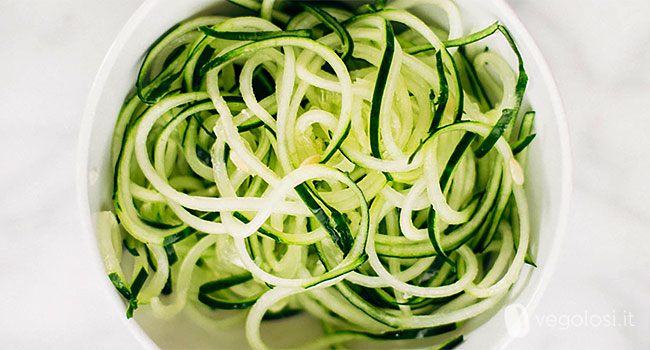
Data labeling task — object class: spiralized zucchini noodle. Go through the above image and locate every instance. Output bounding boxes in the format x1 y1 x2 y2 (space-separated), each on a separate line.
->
97 0 538 348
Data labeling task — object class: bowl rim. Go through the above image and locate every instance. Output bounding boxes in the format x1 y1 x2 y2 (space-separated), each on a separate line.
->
489 0 572 348
76 0 164 348
76 0 572 348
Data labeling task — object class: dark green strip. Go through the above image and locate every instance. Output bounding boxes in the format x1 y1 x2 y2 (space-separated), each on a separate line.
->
439 133 476 190
477 185 511 253
193 114 216 138
126 300 138 319
370 20 396 181
513 110 536 155
108 273 132 300
474 108 517 158
525 254 538 267
237 120 265 133
475 25 528 158
446 22 499 47
512 134 536 155
162 45 187 68
298 3 354 61
191 45 215 91
405 46 463 124
517 111 536 140
438 335 464 350
445 48 464 123
130 267 148 297
145 247 157 272
263 308 303 321
408 51 449 163
200 36 314 76
164 244 178 266
197 273 260 310
196 144 213 167
126 267 149 319
199 26 311 41
407 22 500 54
427 209 454 266
457 46 492 110
138 36 209 104
123 239 140 257
135 23 183 104
199 273 253 294
198 293 260 310
182 97 247 139
321 122 352 164
162 227 195 246
431 51 450 131
162 212 219 246
366 323 457 340
303 182 354 252
161 268 173 295
294 183 353 254
139 217 180 229
303 254 368 289
232 212 286 243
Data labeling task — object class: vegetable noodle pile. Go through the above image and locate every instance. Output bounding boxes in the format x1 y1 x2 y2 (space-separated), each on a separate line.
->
98 0 537 349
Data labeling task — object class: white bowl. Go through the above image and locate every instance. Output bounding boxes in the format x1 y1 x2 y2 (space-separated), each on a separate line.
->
77 0 572 348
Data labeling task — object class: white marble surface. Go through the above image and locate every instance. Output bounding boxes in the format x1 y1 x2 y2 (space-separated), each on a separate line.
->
0 0 648 349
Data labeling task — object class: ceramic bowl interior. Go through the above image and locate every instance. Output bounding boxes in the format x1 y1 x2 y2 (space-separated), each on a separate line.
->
78 0 572 348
